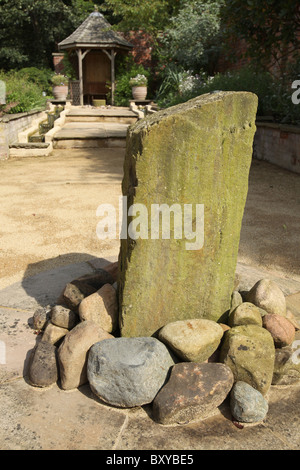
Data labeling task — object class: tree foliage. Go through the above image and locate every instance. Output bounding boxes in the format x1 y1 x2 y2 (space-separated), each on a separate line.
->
0 0 96 70
159 0 224 73
100 0 181 35
221 0 300 77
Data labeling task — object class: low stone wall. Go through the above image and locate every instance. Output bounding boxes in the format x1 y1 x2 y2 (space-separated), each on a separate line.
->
0 109 45 160
253 122 300 174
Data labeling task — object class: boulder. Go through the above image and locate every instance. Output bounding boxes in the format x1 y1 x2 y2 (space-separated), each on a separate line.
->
228 302 263 327
230 291 243 313
152 362 234 425
58 321 113 390
71 268 114 290
50 305 78 330
41 322 69 345
246 279 286 316
230 381 268 423
78 283 118 333
219 324 275 395
119 91 258 336
28 341 58 388
263 314 295 347
272 331 300 385
32 308 50 331
58 282 85 311
158 319 224 362
87 337 175 407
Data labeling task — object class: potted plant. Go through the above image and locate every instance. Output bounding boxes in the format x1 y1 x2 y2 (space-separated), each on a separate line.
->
129 74 148 101
51 74 69 100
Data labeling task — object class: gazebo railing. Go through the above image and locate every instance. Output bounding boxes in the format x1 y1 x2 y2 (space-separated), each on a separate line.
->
70 80 80 106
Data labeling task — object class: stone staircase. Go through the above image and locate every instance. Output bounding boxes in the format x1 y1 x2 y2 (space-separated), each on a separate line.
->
52 106 138 149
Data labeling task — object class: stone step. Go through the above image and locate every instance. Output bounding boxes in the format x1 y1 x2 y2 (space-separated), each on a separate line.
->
9 142 53 157
65 107 137 125
52 122 129 149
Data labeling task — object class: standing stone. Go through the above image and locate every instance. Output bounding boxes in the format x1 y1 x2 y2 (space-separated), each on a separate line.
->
87 337 175 407
119 91 258 337
152 362 234 425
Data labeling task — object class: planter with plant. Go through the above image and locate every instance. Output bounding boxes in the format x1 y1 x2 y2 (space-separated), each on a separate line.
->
129 74 148 101
51 74 69 100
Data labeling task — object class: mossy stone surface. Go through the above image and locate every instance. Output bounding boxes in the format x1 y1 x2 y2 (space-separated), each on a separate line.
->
119 92 258 337
219 324 275 395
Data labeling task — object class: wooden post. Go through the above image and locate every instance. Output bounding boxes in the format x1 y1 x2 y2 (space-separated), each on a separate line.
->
77 48 83 106
104 49 117 106
111 49 116 106
76 48 90 106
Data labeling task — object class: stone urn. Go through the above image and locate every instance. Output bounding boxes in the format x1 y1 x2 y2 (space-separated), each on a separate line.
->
132 86 147 101
52 85 68 101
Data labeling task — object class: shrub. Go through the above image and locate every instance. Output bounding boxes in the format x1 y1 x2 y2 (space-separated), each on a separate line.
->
156 66 300 125
19 67 53 95
0 70 47 114
129 74 148 87
108 58 150 106
51 74 69 86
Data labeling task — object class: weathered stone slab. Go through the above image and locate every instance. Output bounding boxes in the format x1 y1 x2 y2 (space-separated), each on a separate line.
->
119 91 258 337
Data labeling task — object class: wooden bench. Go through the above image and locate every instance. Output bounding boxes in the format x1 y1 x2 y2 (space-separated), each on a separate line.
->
84 82 109 104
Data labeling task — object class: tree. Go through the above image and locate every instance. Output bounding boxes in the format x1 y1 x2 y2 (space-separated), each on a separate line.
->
221 0 300 78
0 0 95 70
99 0 181 35
159 0 225 74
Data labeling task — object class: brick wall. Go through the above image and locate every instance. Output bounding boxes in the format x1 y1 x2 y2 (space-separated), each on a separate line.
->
253 123 300 174
52 53 65 74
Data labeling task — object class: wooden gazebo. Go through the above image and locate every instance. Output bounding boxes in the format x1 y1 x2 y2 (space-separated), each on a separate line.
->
58 7 133 105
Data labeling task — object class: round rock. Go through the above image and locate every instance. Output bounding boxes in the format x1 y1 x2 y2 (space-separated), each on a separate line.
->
87 337 175 407
230 381 268 423
228 302 263 327
246 279 286 316
158 319 224 363
263 314 295 347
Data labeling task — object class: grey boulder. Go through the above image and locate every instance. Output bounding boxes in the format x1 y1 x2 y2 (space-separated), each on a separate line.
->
87 337 175 407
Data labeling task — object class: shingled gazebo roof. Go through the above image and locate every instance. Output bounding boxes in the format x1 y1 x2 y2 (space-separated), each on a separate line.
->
58 9 133 51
